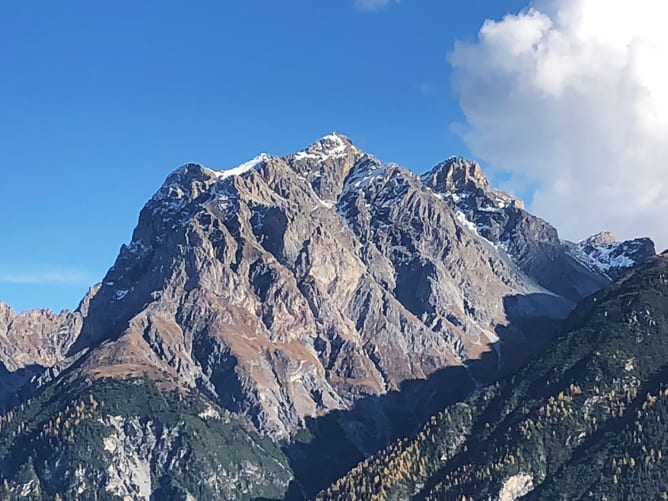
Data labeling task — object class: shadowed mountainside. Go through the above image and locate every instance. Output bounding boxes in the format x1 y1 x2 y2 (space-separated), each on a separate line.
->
318 252 668 500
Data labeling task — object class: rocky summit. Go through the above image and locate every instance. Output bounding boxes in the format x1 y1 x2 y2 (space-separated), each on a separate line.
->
0 134 657 499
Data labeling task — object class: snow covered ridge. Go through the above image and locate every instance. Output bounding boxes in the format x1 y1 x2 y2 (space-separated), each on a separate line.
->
213 153 270 179
293 132 357 163
147 154 273 219
567 232 656 280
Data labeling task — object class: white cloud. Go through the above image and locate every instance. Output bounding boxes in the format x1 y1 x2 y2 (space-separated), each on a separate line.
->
450 0 668 251
354 0 398 11
0 269 92 285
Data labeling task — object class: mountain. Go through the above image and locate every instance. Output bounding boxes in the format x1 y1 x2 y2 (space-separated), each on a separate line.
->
0 294 92 407
318 251 668 500
566 231 656 281
0 134 656 499
420 157 652 300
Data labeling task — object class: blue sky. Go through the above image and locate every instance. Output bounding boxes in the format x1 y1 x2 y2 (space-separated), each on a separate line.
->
1 0 530 313
0 0 605 313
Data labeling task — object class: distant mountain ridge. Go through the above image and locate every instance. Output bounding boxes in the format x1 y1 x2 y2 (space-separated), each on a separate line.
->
567 231 656 281
0 134 657 499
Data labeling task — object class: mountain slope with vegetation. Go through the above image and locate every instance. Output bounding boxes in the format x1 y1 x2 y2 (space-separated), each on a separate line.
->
0 376 292 500
319 252 668 500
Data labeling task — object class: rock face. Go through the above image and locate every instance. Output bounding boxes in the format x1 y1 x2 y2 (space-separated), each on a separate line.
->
423 157 625 301
66 134 607 441
0 134 657 499
421 158 655 291
0 290 97 408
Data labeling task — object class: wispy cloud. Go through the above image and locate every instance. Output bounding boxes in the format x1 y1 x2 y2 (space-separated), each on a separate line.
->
0 269 93 286
354 0 399 11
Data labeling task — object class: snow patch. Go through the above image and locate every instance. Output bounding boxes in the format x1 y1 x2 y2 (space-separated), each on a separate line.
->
455 210 480 235
215 153 270 179
567 238 640 278
293 133 353 162
343 159 386 192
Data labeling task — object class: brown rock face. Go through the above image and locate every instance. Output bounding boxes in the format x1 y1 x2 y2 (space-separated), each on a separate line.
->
0 135 654 459
585 231 617 246
0 298 89 407
1 309 81 371
56 134 592 441
424 156 491 193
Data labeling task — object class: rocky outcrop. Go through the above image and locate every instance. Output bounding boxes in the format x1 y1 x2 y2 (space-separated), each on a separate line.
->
0 308 82 372
498 474 534 501
421 157 615 301
0 290 98 408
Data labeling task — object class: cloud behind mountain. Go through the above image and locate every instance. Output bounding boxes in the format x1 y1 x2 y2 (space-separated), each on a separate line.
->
450 0 668 250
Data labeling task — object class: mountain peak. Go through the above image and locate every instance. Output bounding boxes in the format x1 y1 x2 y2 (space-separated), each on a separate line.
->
425 156 490 193
422 157 524 211
323 131 353 142
581 231 617 246
292 132 358 163
283 133 364 201
320 131 354 145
